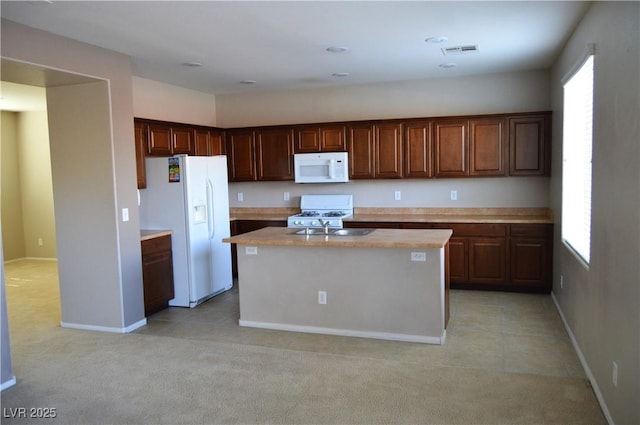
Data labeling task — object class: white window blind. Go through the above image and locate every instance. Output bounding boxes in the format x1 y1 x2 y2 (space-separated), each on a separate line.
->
562 54 594 264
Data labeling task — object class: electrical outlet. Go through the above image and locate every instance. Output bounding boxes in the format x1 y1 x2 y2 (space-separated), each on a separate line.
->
237 192 244 202
284 192 290 201
245 246 258 255
122 208 129 222
38 238 43 247
450 190 458 201
612 361 618 387
411 252 427 262
318 291 327 305
394 191 401 201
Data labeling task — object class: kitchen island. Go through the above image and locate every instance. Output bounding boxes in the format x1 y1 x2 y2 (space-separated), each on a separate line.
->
223 227 452 344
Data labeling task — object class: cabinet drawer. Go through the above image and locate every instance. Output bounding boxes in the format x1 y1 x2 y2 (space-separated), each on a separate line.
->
141 235 172 255
432 223 507 237
510 224 549 238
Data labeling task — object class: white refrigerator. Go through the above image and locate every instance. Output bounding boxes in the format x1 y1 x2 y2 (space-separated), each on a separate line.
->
139 155 233 307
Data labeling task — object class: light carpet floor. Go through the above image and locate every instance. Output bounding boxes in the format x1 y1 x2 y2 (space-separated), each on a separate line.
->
1 259 606 424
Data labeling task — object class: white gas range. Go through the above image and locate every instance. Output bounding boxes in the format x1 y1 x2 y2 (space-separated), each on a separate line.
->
287 194 353 229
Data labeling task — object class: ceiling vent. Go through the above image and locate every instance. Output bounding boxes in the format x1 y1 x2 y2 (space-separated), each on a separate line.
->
441 45 479 55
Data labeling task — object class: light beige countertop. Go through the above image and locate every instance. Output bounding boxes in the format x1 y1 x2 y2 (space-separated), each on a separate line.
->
229 207 554 224
140 229 173 241
223 226 452 249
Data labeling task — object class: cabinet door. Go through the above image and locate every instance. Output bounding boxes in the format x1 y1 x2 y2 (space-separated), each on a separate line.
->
348 124 375 179
226 130 256 181
433 119 469 177
256 128 295 180
134 121 147 189
172 127 194 155
194 129 211 156
448 237 468 283
470 118 506 176
195 129 225 156
468 237 507 284
509 224 552 291
404 120 432 178
320 125 347 151
147 123 173 156
141 236 175 316
375 122 403 178
295 127 321 152
509 114 550 176
209 130 225 156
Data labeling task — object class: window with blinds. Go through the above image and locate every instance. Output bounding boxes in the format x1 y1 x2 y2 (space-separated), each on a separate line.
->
562 53 594 265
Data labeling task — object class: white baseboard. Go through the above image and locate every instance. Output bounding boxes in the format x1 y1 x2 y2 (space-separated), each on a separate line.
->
551 292 614 425
239 320 446 345
0 376 16 391
61 318 147 334
4 257 58 265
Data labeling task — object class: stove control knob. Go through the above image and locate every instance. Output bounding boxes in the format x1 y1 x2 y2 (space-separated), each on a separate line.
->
311 221 318 226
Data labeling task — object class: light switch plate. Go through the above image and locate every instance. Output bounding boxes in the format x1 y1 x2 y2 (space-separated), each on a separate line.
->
122 208 129 222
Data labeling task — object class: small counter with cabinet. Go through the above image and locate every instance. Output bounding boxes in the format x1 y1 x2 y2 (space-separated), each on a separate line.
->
140 230 175 316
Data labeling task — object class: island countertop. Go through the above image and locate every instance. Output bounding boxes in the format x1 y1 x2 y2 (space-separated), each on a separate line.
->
223 226 452 249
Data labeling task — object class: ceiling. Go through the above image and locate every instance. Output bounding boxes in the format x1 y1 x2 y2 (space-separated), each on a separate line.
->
1 1 590 101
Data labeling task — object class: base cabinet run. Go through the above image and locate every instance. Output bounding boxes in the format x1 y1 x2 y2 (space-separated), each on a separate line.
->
141 235 175 316
350 222 552 293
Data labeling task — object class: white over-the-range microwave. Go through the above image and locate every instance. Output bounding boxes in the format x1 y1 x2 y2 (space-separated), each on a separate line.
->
294 152 349 183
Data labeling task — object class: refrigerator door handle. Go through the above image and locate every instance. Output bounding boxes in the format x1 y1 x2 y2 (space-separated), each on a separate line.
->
206 178 215 240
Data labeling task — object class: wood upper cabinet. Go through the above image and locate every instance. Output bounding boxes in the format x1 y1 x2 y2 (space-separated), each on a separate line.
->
147 123 173 156
194 129 225 156
404 120 432 178
134 121 147 189
147 123 194 156
171 126 194 154
348 122 402 179
348 123 376 179
433 119 469 177
255 127 295 180
374 122 403 178
226 129 256 181
469 117 507 176
509 113 550 176
295 124 347 153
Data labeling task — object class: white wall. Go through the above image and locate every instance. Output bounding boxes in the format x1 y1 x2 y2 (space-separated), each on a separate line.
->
1 111 25 261
549 3 639 424
1 19 145 331
132 76 217 126
17 111 56 259
216 69 550 127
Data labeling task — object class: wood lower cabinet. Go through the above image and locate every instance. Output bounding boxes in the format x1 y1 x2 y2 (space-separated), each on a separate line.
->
400 221 551 292
141 235 175 316
509 224 552 291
